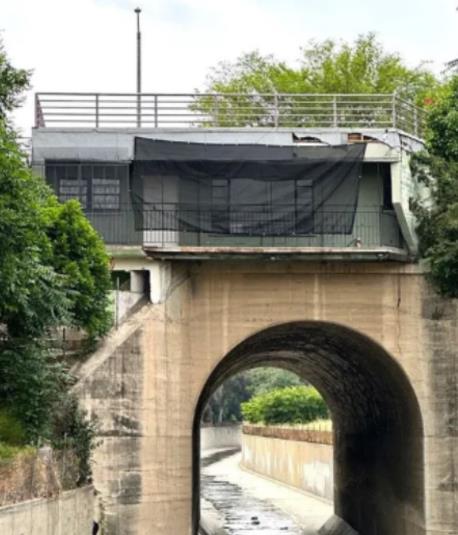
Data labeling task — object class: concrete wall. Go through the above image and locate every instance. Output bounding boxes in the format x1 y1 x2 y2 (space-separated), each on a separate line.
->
200 425 241 451
74 260 458 535
241 431 333 501
113 290 144 325
0 486 94 535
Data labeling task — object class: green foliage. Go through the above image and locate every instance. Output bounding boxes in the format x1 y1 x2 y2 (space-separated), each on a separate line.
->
50 395 98 485
0 37 107 479
0 40 30 118
46 200 112 338
196 33 439 126
411 76 458 297
0 341 69 442
0 442 35 462
425 77 458 161
245 368 303 397
204 374 252 424
0 126 70 339
241 385 328 425
203 367 304 424
0 408 27 445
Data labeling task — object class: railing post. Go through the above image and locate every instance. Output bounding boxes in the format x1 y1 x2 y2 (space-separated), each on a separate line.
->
392 94 397 129
333 95 338 127
274 93 279 128
154 95 158 128
213 94 219 127
137 93 142 128
95 94 100 128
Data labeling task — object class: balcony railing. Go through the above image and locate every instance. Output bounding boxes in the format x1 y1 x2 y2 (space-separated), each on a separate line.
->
34 92 425 138
84 207 403 250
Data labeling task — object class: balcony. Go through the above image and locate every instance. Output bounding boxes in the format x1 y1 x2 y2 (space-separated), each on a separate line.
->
84 206 406 261
34 92 426 139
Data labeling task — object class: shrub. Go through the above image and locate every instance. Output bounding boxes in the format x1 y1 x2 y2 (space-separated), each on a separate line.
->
0 409 27 445
50 395 98 485
241 385 328 425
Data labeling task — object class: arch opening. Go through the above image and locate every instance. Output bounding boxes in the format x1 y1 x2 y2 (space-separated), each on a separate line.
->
193 321 425 535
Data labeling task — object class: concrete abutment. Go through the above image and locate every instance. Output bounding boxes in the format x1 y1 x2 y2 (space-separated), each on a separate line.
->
75 260 458 535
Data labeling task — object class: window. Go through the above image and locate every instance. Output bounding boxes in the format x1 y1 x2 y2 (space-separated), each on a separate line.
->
57 164 87 207
45 162 127 210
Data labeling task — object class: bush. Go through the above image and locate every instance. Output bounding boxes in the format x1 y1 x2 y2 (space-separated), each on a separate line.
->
241 385 328 425
0 442 34 462
0 409 27 445
0 341 69 443
50 395 98 486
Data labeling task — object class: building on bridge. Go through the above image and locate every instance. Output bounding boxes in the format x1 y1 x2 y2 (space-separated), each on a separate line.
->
32 93 425 276
29 93 458 535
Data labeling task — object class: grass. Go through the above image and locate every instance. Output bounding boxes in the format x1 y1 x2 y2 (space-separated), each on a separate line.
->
0 441 35 464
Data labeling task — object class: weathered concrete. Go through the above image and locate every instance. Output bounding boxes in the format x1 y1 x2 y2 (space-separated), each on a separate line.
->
113 290 144 325
202 449 331 534
241 431 333 501
0 486 94 535
200 425 241 451
75 260 458 535
319 515 359 535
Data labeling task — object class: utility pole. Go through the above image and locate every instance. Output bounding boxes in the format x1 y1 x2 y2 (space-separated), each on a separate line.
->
135 7 142 127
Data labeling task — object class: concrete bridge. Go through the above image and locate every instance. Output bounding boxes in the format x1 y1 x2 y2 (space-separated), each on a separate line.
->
31 92 458 534
73 260 458 535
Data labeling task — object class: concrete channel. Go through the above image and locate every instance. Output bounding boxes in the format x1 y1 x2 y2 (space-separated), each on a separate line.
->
200 448 332 535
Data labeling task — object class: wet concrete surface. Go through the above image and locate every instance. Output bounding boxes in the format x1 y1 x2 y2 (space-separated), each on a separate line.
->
201 449 324 534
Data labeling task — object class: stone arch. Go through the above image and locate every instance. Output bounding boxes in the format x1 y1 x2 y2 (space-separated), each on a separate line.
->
192 321 425 535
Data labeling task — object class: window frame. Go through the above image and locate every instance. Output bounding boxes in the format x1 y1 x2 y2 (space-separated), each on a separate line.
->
45 161 128 212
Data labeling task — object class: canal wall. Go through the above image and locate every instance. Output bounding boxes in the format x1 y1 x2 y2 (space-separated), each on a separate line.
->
0 485 95 534
201 425 242 451
241 425 333 501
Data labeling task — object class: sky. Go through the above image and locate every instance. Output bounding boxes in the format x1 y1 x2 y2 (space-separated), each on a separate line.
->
2 0 457 135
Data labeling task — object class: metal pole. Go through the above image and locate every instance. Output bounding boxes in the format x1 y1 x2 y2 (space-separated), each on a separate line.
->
135 7 142 127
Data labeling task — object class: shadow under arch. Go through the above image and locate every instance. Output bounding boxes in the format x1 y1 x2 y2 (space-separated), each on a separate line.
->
192 321 425 535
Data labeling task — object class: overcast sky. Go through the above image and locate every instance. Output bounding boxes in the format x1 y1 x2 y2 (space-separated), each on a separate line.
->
2 0 457 135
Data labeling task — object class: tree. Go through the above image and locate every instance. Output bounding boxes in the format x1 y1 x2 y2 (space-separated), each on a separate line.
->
203 374 252 424
195 33 439 126
0 38 111 478
411 76 458 297
46 200 112 338
202 367 304 424
0 40 30 119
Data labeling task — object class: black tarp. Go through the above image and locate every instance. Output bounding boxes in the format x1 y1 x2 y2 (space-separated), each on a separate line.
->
131 138 366 236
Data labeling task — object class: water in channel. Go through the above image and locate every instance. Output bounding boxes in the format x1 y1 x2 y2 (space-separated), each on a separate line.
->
201 450 305 534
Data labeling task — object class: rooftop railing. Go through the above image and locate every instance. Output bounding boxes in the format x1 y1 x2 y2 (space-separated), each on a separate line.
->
34 92 426 138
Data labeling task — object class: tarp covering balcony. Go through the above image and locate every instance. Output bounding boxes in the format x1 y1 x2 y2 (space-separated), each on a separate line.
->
131 138 366 236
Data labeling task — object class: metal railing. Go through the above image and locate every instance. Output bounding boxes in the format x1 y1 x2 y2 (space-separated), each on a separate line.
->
84 206 403 249
34 92 426 138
